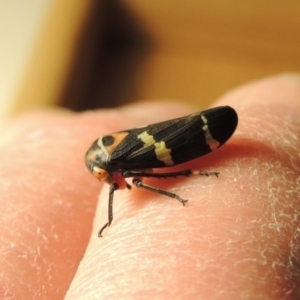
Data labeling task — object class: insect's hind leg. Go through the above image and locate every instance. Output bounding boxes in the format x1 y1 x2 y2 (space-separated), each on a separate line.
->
132 179 188 206
123 169 219 179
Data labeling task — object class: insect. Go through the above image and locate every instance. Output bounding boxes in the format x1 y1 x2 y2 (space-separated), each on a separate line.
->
85 106 238 236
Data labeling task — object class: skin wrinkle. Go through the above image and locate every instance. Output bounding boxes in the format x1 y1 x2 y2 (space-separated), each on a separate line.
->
259 111 300 296
0 112 102 299
289 228 300 272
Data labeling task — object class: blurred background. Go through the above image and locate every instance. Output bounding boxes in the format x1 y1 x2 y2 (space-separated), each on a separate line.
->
1 0 300 120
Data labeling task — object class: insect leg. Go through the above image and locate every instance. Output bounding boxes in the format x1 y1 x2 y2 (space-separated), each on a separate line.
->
132 179 188 206
123 169 219 179
98 183 119 237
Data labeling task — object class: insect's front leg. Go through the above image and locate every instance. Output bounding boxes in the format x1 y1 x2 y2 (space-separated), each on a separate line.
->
98 182 119 237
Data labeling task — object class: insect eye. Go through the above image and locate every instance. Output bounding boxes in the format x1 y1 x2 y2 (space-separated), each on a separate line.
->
92 166 108 181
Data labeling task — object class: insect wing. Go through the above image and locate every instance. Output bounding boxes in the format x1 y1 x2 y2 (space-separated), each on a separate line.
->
108 106 238 170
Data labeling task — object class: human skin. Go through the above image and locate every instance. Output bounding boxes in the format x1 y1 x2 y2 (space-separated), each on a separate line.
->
0 74 299 299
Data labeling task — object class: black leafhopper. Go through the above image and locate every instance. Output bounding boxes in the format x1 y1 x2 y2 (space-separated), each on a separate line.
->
85 106 238 236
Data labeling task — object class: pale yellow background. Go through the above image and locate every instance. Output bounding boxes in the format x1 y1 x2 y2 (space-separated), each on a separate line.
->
1 0 299 119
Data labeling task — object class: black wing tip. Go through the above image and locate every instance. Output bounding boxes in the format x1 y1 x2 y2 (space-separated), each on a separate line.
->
203 106 238 145
220 106 238 144
223 106 238 128
207 105 237 118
